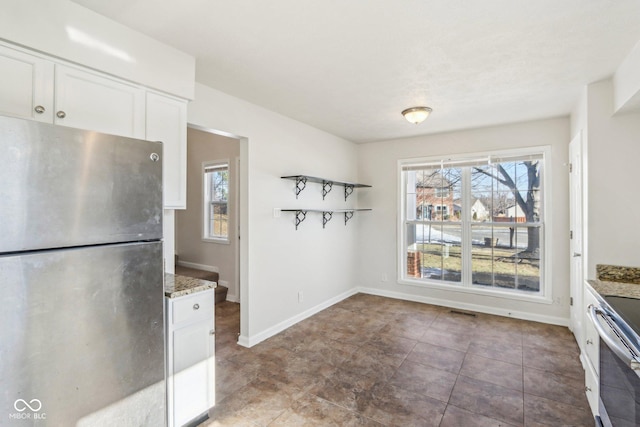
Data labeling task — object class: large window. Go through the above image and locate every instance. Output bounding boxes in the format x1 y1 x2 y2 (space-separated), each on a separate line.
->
203 162 229 241
400 148 548 299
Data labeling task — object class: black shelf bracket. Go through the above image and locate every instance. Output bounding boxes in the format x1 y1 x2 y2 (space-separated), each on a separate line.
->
344 184 354 201
344 211 354 225
322 180 333 200
322 211 333 228
295 176 307 199
294 210 307 230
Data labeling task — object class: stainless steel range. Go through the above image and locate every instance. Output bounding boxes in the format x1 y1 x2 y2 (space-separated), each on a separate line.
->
589 294 640 426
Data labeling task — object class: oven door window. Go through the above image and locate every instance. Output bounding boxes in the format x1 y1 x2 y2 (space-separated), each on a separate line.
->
600 340 640 426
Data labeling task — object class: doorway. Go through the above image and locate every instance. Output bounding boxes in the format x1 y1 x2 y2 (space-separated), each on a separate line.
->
175 126 241 304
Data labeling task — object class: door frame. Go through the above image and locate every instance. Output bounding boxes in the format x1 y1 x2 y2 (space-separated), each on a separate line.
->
569 131 584 347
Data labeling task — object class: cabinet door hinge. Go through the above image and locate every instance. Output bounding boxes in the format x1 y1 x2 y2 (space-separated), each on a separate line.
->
570 297 574 306
570 230 573 239
569 163 573 173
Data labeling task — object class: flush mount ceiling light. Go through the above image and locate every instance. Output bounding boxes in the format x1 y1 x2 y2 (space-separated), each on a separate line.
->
401 106 432 124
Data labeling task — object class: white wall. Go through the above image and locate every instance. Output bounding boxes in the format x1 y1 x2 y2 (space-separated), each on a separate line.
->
614 40 640 113
188 83 359 345
176 128 240 301
356 117 571 324
581 79 640 276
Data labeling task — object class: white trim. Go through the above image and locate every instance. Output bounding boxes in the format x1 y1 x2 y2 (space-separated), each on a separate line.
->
202 236 230 245
397 277 553 304
176 260 219 273
357 286 569 326
237 288 358 348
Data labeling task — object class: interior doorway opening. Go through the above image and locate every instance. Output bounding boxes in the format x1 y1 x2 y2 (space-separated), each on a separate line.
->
175 125 243 328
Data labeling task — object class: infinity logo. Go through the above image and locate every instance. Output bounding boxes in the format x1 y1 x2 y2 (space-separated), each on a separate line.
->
14 399 42 412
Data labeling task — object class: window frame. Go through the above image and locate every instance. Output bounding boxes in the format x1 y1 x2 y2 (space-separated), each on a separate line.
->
397 146 553 304
202 160 230 244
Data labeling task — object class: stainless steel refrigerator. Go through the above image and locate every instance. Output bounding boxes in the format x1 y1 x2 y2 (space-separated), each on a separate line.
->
0 115 165 426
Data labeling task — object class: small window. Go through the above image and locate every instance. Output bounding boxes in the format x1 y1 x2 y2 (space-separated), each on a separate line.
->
203 162 229 241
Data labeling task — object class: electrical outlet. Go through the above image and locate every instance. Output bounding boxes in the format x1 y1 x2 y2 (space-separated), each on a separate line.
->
298 291 303 303
273 208 281 218
381 274 388 282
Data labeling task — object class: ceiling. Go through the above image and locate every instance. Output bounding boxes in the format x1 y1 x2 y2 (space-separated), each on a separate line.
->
72 0 640 143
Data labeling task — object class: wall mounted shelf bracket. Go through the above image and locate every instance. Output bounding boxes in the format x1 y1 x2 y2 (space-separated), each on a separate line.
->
294 176 307 199
322 211 333 228
344 185 354 201
322 181 333 200
344 211 354 225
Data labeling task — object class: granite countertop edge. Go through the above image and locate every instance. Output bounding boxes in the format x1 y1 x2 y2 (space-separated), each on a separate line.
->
164 273 217 299
587 279 640 300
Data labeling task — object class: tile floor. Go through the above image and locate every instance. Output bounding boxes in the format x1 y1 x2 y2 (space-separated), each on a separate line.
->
202 294 592 426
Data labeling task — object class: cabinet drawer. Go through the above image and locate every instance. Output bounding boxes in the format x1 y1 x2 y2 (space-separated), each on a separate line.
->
172 291 214 325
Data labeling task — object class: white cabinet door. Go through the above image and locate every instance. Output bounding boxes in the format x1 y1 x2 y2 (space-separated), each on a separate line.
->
166 290 215 427
171 320 215 426
0 45 54 122
54 64 145 138
146 92 187 209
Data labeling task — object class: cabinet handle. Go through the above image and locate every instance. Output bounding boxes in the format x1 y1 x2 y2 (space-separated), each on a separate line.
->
585 386 591 392
586 339 593 345
56 110 66 119
34 105 45 114
209 330 215 335
193 303 200 310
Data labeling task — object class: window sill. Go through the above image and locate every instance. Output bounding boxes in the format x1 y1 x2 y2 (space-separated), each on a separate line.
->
398 277 553 304
202 237 230 245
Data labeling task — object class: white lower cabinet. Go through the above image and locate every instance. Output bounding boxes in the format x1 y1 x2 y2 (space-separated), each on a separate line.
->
165 290 215 427
583 286 600 417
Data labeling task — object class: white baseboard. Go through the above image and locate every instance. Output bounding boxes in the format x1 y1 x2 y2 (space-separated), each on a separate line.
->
176 260 219 273
357 286 570 327
225 294 239 303
237 288 359 348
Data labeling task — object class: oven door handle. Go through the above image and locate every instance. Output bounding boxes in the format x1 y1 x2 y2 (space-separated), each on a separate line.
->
588 304 640 371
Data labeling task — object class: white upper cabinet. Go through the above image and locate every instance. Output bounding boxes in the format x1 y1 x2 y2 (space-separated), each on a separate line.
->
0 44 54 123
0 43 188 209
146 92 188 209
54 64 145 139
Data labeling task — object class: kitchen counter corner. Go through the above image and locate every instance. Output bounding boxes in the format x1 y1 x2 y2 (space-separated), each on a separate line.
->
164 273 216 298
587 279 640 300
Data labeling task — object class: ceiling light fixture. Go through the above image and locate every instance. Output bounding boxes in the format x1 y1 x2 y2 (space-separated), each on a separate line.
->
402 106 432 124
